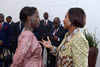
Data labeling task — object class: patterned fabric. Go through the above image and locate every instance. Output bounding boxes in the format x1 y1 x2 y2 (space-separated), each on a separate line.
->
51 31 89 67
57 56 73 67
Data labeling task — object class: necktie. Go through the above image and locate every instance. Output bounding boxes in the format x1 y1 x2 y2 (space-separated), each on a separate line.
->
54 29 57 35
0 24 2 30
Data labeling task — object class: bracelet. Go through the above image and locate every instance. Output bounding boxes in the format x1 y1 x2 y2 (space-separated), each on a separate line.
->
51 46 57 52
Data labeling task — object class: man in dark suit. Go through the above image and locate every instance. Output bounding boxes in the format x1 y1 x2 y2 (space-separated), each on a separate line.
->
11 21 24 53
48 17 67 67
6 16 14 25
0 13 12 67
39 12 53 47
39 12 53 40
50 17 67 47
0 14 12 48
33 27 42 41
39 12 53 66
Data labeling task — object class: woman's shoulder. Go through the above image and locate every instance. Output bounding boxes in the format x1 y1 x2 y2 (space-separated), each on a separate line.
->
72 31 87 41
71 31 89 47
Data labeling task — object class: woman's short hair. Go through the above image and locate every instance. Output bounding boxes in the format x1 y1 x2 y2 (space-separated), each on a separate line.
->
19 6 37 23
68 8 86 28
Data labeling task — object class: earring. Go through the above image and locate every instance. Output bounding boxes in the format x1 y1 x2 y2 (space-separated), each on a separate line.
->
29 21 31 25
28 21 31 27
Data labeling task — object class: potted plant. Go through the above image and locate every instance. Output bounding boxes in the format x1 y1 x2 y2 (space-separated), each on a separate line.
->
83 29 99 67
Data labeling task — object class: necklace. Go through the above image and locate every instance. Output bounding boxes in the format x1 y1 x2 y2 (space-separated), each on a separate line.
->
66 28 79 42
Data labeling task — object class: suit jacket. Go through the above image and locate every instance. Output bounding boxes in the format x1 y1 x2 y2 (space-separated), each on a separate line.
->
51 31 89 67
0 22 12 49
33 27 42 41
39 20 53 40
6 21 14 29
11 21 24 52
50 25 67 47
10 21 14 26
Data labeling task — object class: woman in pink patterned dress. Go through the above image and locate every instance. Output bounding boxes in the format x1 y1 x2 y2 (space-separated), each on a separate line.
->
11 6 44 67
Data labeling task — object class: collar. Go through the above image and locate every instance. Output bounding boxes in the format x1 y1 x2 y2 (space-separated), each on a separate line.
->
66 28 79 42
0 22 5 27
2 22 4 25
9 21 13 24
20 21 22 24
54 25 61 31
44 19 48 23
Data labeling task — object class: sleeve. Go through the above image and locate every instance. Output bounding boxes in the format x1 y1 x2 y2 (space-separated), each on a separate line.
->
71 35 89 67
50 33 67 56
7 24 13 48
50 46 58 56
57 28 67 44
2 24 12 48
59 29 67 42
12 33 32 65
